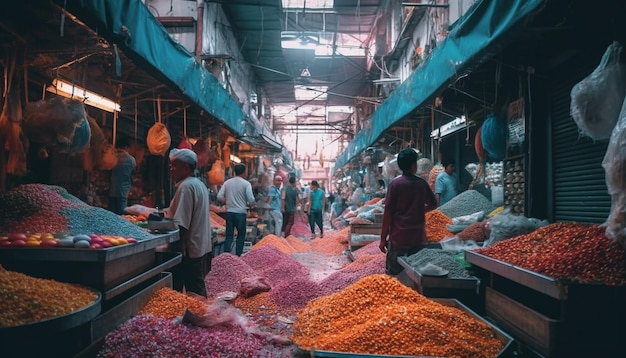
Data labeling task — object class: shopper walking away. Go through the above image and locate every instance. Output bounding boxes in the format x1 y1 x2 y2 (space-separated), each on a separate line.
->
266 175 283 236
306 180 326 238
435 159 460 206
108 137 136 215
282 176 299 237
217 163 256 255
380 148 437 276
166 148 212 297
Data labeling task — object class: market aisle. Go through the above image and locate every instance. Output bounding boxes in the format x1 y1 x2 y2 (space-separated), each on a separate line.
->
288 209 335 239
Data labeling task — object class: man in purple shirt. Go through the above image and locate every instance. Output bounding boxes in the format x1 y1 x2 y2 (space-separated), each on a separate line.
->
380 148 438 275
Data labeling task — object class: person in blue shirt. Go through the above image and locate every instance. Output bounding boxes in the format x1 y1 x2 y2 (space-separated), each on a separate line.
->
435 159 460 206
305 180 326 238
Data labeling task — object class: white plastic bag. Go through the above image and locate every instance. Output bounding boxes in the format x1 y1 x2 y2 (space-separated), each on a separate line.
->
601 96 626 248
571 41 626 141
452 211 484 225
484 211 549 247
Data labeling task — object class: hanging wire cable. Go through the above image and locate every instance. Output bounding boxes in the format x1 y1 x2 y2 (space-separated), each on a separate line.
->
256 7 264 63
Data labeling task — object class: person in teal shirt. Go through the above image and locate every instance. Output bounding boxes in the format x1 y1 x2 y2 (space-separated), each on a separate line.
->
305 180 326 238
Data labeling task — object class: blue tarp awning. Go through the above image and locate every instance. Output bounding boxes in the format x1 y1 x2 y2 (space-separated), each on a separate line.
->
333 0 547 174
59 0 245 136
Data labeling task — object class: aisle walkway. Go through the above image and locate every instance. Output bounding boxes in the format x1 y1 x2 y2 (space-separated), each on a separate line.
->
288 209 334 239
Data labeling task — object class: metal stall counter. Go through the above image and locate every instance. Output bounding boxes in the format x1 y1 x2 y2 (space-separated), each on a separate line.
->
0 230 180 358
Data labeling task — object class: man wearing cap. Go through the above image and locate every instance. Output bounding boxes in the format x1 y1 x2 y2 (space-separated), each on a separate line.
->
166 148 212 297
217 163 256 256
266 175 283 236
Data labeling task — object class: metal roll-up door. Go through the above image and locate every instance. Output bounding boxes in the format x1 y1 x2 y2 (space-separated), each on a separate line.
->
550 59 610 223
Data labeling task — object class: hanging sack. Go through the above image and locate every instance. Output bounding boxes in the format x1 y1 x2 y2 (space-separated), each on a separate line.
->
178 137 192 149
147 122 171 156
208 160 225 185
571 41 626 141
23 97 86 148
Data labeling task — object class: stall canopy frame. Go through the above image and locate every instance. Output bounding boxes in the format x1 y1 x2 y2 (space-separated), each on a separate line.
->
333 0 547 174
56 0 246 137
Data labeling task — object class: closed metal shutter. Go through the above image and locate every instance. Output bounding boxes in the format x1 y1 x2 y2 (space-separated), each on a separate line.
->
550 59 610 223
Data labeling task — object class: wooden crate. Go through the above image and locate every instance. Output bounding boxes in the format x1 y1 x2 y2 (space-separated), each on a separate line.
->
466 250 626 357
486 287 559 357
350 223 382 235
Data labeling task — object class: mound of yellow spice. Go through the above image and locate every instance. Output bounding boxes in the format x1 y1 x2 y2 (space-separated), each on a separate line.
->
0 265 98 327
292 274 503 357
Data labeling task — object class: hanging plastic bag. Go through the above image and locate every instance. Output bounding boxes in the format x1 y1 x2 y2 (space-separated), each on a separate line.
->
602 96 626 248
22 97 86 147
571 41 626 141
484 210 549 247
480 114 508 161
147 122 171 156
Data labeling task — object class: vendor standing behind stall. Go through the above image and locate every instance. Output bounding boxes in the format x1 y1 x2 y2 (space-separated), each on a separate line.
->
217 163 256 256
166 148 212 297
380 148 437 275
435 159 460 206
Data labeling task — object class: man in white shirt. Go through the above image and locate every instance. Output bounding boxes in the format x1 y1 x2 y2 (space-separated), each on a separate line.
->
217 163 256 255
166 148 212 297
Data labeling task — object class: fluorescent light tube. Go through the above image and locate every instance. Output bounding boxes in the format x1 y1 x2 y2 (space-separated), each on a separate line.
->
46 78 121 112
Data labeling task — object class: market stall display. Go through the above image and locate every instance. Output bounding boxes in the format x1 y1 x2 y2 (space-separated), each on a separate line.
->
0 266 103 358
398 249 481 311
292 274 511 357
425 210 454 242
0 184 153 240
349 223 381 250
466 222 626 356
0 266 101 330
0 183 182 358
503 157 525 214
